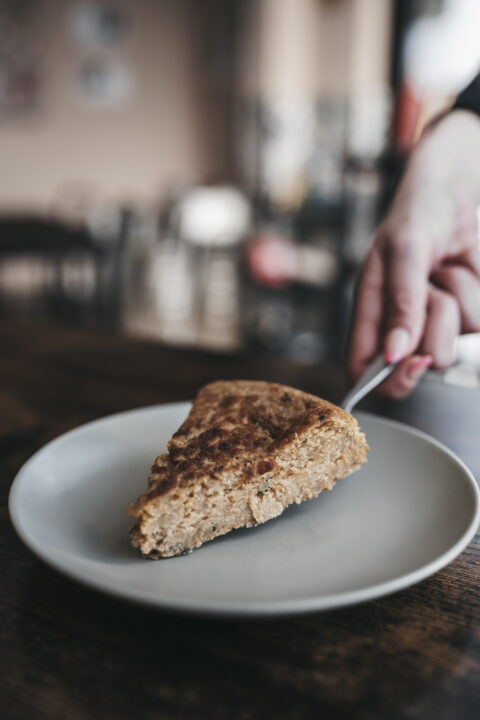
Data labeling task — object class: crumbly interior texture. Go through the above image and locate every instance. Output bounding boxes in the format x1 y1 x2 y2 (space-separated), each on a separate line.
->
128 380 369 558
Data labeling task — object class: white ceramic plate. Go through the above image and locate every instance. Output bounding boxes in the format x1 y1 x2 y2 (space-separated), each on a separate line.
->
9 404 480 617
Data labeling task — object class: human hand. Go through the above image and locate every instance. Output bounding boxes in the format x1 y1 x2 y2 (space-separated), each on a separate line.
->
348 110 480 397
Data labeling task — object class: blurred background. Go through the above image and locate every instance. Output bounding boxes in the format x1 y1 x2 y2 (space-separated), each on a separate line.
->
1 0 480 363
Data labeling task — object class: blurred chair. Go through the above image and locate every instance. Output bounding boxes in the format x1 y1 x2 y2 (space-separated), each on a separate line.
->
0 214 126 329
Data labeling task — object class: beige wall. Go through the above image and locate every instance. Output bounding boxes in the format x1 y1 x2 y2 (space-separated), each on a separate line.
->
349 0 393 94
0 0 392 214
0 0 230 214
239 0 392 100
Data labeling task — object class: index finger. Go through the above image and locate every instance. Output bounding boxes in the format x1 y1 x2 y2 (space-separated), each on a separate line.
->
347 245 384 382
383 235 430 362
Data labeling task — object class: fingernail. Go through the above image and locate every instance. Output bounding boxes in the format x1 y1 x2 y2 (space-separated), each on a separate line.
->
407 355 433 382
384 328 410 363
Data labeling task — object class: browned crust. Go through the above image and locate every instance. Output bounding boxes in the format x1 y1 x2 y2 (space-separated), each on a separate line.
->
129 380 358 515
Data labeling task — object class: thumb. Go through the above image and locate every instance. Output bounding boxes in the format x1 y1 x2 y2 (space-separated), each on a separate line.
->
383 239 430 363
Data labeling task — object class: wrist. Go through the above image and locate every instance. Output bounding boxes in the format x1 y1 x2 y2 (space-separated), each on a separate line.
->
390 110 480 221
415 110 480 204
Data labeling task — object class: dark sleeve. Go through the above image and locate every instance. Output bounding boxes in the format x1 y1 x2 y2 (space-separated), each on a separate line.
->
452 71 480 115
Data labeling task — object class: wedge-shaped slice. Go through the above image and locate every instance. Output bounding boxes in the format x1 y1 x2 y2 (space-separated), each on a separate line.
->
129 380 368 558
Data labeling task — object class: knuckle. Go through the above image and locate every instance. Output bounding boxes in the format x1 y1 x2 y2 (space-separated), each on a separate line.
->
384 219 423 251
390 386 410 400
386 289 418 327
377 366 416 399
429 287 459 319
384 378 414 399
432 351 454 370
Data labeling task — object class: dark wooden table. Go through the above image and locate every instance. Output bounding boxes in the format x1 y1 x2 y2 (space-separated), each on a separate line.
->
2 320 479 720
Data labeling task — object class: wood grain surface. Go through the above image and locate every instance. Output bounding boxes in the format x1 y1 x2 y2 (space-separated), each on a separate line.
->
1 320 479 720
